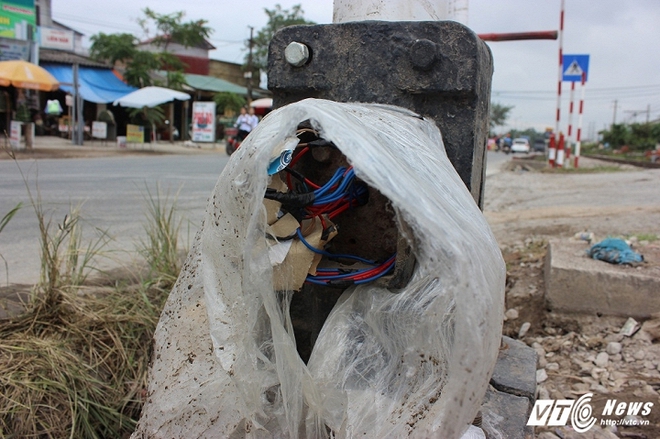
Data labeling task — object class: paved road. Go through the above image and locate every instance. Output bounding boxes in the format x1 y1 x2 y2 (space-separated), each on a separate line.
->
0 151 504 286
1 154 229 285
485 150 509 176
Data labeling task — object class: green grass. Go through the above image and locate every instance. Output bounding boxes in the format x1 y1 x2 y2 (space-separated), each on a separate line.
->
137 184 185 286
633 233 658 243
540 165 623 174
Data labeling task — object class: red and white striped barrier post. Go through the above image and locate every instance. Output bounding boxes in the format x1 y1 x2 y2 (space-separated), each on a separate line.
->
574 72 587 168
548 135 556 167
557 133 565 167
551 0 565 168
566 81 576 163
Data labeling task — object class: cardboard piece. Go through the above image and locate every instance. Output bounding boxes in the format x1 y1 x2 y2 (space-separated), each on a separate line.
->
272 217 336 291
267 213 300 240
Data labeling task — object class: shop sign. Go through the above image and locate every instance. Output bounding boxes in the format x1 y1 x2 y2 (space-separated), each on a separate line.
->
192 101 215 142
9 120 21 149
0 0 36 40
126 124 144 143
0 36 28 60
92 121 107 139
40 27 74 51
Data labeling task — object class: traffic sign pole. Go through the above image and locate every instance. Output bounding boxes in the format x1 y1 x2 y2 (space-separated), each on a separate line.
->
566 81 576 164
552 0 565 168
574 72 586 168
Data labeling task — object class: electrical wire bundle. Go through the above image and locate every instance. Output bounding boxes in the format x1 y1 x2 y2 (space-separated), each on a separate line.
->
265 132 396 287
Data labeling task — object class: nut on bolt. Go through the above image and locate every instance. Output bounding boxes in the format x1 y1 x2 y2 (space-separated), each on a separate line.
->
285 42 310 67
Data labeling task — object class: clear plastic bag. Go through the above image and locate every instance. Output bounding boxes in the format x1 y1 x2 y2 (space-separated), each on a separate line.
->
133 99 505 438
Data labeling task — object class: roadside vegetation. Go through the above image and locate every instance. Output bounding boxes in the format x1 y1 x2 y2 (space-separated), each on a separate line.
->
0 154 185 438
0 203 21 286
540 165 623 174
577 121 660 164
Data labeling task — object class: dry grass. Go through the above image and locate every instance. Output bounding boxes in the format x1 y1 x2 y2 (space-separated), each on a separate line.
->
0 203 22 286
0 155 182 438
0 282 167 438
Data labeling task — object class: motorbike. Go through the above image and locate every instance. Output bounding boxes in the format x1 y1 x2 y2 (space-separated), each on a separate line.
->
225 127 241 155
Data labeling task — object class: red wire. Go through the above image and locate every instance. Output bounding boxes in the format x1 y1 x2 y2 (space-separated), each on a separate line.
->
304 178 321 189
290 146 309 167
351 258 395 281
286 147 310 190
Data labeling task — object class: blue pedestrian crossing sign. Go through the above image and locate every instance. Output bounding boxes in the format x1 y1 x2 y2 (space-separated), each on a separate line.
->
562 54 590 82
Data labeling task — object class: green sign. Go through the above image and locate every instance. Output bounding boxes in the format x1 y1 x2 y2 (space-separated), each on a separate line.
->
0 0 35 39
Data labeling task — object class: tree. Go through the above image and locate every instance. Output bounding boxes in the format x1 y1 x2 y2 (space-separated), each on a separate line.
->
600 123 630 148
490 102 513 132
248 4 315 72
214 92 245 115
90 9 212 89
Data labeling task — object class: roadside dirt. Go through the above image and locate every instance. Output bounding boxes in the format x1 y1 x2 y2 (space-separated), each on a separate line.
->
485 156 660 438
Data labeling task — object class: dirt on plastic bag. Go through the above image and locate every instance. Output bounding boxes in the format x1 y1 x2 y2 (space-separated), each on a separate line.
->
132 99 505 439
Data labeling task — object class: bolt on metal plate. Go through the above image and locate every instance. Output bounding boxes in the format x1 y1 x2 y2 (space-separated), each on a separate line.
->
284 42 310 67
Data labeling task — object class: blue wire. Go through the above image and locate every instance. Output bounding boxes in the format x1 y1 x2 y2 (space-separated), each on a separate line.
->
307 255 396 284
317 170 355 203
296 228 376 265
313 167 347 198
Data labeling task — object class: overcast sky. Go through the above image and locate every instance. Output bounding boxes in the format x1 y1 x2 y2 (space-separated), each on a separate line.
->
52 0 660 139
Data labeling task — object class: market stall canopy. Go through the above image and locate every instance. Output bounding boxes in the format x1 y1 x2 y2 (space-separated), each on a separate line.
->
250 97 272 108
42 64 136 104
113 86 190 108
183 73 268 98
184 73 248 95
0 60 59 91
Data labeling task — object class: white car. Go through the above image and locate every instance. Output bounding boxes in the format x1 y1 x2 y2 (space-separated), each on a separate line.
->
511 138 531 153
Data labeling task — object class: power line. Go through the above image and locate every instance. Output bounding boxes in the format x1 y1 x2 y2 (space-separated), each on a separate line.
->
494 83 660 94
53 13 140 33
53 12 245 45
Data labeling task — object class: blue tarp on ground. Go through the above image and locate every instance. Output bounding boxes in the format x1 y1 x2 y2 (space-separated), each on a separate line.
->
42 64 137 104
588 238 644 265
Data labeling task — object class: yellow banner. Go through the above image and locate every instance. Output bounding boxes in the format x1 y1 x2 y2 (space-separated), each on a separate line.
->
126 124 144 143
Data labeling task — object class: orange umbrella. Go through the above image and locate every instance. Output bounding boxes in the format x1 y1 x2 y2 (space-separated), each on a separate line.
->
0 60 59 92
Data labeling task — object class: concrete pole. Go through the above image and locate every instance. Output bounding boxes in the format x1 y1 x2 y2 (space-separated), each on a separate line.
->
333 0 452 22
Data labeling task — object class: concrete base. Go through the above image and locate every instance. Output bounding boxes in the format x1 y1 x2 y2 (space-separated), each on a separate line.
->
545 239 660 318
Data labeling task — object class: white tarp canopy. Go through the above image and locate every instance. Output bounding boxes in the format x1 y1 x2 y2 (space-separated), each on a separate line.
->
250 97 273 108
113 86 190 108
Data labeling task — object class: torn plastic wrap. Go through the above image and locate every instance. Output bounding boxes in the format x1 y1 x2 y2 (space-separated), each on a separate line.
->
132 98 505 439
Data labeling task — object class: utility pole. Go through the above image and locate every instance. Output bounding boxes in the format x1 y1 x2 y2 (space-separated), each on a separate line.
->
624 107 650 124
246 26 254 105
72 63 84 146
612 99 617 128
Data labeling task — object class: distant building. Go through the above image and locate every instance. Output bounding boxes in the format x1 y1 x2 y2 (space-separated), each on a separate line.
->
138 36 216 75
35 0 84 54
209 59 258 88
